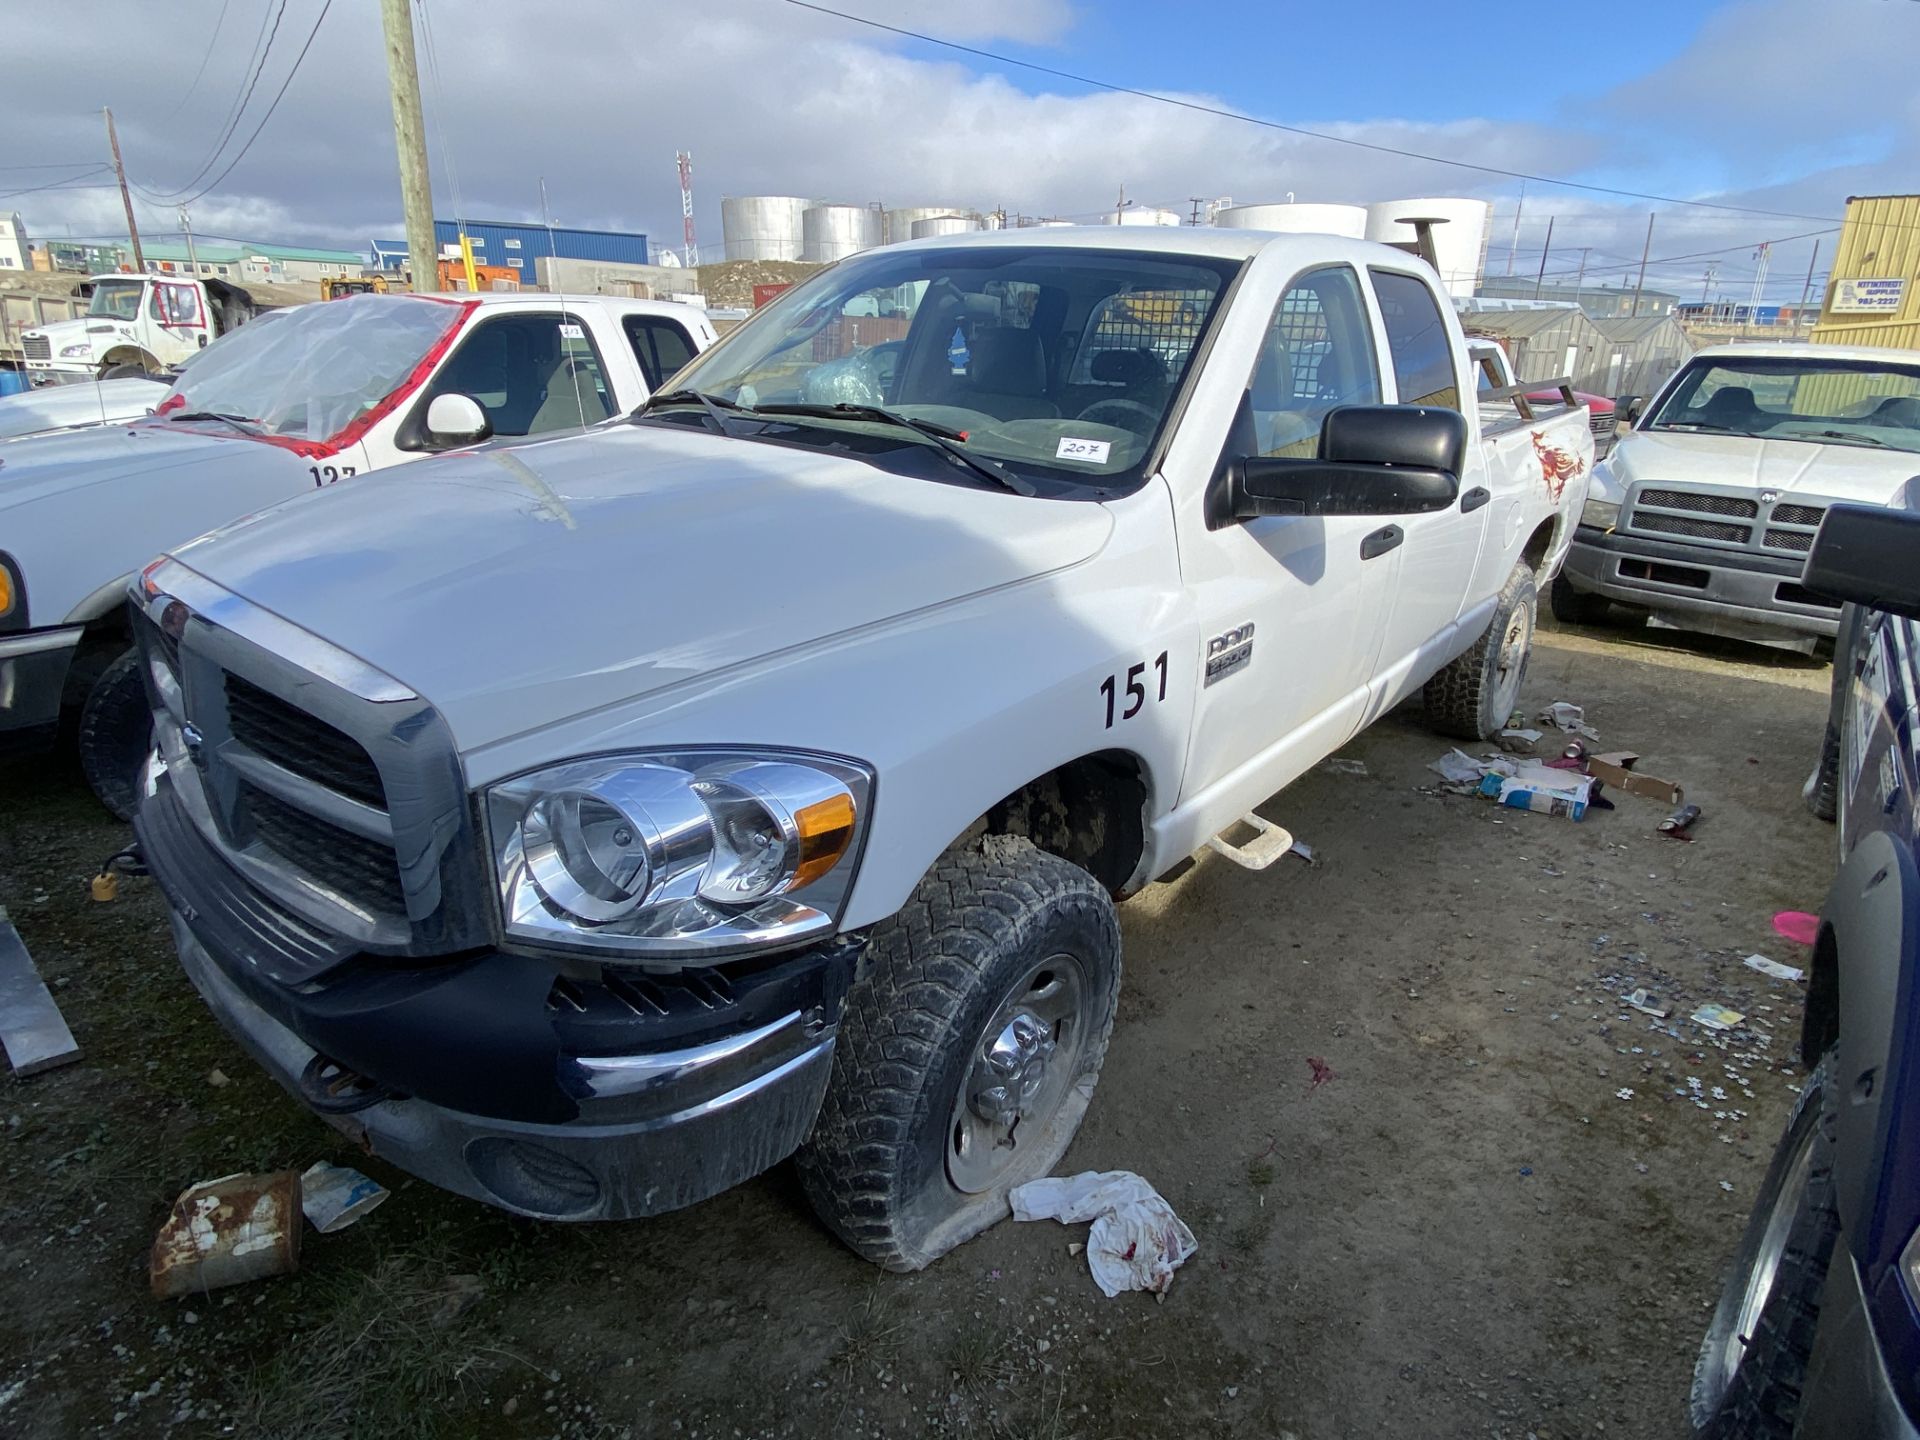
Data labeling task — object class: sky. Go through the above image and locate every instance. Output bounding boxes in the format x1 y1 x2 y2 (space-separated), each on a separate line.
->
2 0 1913 304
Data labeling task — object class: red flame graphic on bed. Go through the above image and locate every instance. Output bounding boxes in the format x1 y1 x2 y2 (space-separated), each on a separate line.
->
1530 430 1587 500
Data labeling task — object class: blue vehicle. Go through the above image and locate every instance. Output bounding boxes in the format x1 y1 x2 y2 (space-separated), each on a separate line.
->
1691 483 1920 1438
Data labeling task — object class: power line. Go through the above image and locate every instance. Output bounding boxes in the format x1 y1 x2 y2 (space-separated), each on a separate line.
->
779 0 1844 223
137 0 286 201
0 166 114 201
171 0 333 210
159 0 237 123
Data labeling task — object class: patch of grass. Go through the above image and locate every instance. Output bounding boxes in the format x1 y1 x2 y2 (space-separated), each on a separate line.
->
1246 1157 1276 1188
227 1253 519 1440
1228 1212 1273 1256
949 1320 1016 1393
995 1379 1079 1440
826 1285 905 1383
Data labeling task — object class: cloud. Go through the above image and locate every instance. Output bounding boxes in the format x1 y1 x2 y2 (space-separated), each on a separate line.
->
0 0 1908 307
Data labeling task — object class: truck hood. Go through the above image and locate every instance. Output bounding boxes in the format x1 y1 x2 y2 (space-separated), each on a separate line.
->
23 315 126 354
0 422 278 513
171 423 1116 750
1614 428 1920 504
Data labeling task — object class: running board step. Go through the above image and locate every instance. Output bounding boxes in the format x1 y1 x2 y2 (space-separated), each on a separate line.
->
1206 814 1296 871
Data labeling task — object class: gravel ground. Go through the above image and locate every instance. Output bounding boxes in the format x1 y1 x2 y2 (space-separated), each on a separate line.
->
0 618 1833 1439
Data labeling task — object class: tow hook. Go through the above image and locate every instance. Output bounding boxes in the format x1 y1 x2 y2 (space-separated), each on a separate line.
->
299 1053 401 1115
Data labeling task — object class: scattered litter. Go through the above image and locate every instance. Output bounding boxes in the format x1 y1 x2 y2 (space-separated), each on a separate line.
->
1622 988 1670 1018
1430 749 1505 786
89 844 147 904
1287 838 1316 866
1615 1088 1634 1100
1538 701 1599 740
299 1162 390 1234
1718 1180 1735 1193
1068 1241 1085 1258
1499 728 1543 744
1587 752 1684 806
0 906 80 1077
206 1069 230 1089
1321 758 1369 776
1744 955 1805 983
89 873 118 903
150 1171 302 1299
1519 1166 1533 1176
430 1273 486 1327
1658 804 1702 840
1307 1056 1337 1091
1010 1171 1198 1298
1772 911 1820 947
1479 766 1591 820
1691 1004 1745 1032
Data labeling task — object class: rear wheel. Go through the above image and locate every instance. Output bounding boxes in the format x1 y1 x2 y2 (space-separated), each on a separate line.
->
98 362 149 380
1425 562 1536 740
1690 1054 1840 1438
1549 570 1614 626
76 647 151 822
796 836 1121 1271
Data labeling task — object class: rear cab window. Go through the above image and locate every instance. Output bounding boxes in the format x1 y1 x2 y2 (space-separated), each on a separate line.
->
623 315 700 390
1369 269 1460 410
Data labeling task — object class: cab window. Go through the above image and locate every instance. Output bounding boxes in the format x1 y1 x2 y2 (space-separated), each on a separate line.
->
1370 269 1460 409
623 315 699 389
424 312 615 437
1247 267 1382 458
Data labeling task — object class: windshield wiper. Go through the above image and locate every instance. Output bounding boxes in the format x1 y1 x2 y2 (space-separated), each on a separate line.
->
752 402 1038 497
1654 420 1741 433
636 388 750 435
1805 428 1889 448
167 411 263 435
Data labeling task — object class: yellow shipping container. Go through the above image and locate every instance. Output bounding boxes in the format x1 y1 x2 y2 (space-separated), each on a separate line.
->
1805 195 1920 410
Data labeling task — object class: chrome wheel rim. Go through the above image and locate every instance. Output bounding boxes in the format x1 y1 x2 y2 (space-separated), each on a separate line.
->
1491 598 1533 720
946 953 1090 1194
1701 1128 1818 1408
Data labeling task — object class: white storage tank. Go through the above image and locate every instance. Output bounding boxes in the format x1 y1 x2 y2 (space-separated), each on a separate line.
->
884 206 960 244
802 204 884 262
1111 207 1182 227
909 214 980 240
1212 202 1367 238
1364 198 1493 298
720 196 810 263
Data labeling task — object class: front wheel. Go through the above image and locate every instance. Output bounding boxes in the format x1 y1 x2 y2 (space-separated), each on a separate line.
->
98 362 150 380
77 648 152 822
796 836 1121 1271
1690 1054 1840 1438
1550 570 1614 626
1424 562 1537 740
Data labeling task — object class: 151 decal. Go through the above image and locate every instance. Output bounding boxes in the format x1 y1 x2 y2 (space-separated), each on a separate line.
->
1100 651 1169 729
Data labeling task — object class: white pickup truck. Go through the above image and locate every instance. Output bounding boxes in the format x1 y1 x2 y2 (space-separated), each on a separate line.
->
1553 342 1920 646
0 290 714 816
130 228 1591 1269
21 273 265 382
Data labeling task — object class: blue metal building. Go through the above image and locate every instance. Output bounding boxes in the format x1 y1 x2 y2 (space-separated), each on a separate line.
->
369 219 651 279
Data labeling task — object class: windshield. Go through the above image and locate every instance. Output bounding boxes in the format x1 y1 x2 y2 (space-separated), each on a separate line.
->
158 294 464 443
88 280 146 322
1646 355 1920 454
660 243 1241 491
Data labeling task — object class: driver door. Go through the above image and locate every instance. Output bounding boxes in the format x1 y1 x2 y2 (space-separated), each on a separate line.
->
1175 264 1399 805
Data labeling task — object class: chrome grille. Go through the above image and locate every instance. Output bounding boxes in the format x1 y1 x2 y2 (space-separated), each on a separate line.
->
1589 411 1614 439
224 673 387 808
1623 483 1836 562
239 781 406 915
22 335 50 361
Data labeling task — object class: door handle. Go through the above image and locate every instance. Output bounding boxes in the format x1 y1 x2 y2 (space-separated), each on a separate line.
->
1460 486 1491 513
1360 524 1404 560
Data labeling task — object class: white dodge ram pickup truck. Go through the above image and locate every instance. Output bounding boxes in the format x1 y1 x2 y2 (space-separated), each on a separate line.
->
0 290 713 817
131 228 1591 1269
1554 342 1920 645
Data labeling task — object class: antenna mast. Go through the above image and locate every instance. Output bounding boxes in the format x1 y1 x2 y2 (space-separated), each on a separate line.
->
676 151 697 267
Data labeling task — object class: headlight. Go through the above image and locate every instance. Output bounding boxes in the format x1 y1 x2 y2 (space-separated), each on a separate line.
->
59 343 91 358
486 749 872 960
1581 498 1620 530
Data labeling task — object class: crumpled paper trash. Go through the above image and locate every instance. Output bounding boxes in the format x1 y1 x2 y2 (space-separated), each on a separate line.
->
1009 1171 1198 1298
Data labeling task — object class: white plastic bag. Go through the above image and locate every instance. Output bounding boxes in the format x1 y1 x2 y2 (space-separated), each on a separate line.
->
1010 1170 1198 1298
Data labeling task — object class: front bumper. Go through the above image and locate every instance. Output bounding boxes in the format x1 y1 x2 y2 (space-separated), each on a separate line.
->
0 627 82 753
1562 526 1841 640
1798 1252 1920 1440
138 779 857 1221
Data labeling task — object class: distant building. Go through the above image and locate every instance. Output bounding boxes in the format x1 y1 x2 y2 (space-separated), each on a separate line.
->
1811 194 1920 353
139 240 364 283
0 213 28 271
1475 277 1679 320
370 219 651 282
1675 301 1818 330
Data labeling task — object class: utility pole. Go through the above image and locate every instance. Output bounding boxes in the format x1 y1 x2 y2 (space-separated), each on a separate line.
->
103 107 144 271
676 151 696 266
1629 213 1655 318
178 208 199 275
1573 247 1590 296
1188 198 1207 226
379 0 438 292
1115 186 1128 225
1700 262 1718 306
1792 239 1821 339
1532 216 1555 300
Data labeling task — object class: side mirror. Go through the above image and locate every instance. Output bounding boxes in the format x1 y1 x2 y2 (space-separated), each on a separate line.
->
424 392 491 447
1620 395 1646 424
1231 405 1465 520
1804 503 1920 620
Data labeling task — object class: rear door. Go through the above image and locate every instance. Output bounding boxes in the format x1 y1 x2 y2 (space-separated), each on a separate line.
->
1365 267 1488 695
